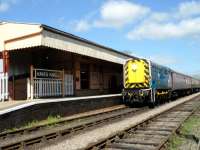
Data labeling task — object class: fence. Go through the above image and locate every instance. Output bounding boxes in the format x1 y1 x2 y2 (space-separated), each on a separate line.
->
0 73 8 101
33 78 63 98
28 67 74 99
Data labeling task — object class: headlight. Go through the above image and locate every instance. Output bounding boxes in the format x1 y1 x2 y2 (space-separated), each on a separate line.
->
132 64 138 71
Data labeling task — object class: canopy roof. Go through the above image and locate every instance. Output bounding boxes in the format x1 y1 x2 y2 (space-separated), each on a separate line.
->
0 21 135 64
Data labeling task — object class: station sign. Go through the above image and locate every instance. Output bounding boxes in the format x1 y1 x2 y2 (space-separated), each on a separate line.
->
34 69 63 79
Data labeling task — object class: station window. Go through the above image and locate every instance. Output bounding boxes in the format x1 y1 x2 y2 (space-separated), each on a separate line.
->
80 64 90 89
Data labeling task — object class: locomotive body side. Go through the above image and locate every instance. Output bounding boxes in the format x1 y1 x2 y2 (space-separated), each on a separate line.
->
150 62 172 103
150 62 172 90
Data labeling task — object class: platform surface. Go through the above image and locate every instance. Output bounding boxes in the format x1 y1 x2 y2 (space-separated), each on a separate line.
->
0 101 27 111
0 94 121 115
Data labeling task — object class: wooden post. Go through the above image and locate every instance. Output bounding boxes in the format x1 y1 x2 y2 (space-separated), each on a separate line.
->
3 50 9 73
72 54 76 96
12 75 15 100
30 65 34 100
2 50 9 101
62 69 65 97
27 78 30 100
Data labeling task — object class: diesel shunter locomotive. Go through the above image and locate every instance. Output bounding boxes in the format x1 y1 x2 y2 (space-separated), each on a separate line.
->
122 58 200 107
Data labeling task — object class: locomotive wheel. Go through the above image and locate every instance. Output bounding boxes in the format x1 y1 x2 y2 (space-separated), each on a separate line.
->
124 95 132 106
129 96 135 107
149 101 155 108
122 95 127 104
124 96 130 106
149 89 156 108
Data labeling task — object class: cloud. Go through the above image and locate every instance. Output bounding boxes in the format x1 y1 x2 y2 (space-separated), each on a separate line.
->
122 50 177 66
127 17 200 40
68 10 97 32
0 0 18 12
127 1 200 40
145 12 170 23
0 2 9 12
94 0 150 28
59 18 91 32
73 20 91 32
178 1 200 18
69 0 200 40
70 0 150 32
148 54 177 66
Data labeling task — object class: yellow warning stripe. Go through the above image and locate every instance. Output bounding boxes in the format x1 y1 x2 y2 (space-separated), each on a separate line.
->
124 59 150 89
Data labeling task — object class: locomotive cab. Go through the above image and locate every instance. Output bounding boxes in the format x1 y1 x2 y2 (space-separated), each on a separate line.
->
123 59 151 105
125 60 148 84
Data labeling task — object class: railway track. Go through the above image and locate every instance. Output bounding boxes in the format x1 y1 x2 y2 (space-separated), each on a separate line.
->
0 105 148 150
86 96 200 150
0 105 127 138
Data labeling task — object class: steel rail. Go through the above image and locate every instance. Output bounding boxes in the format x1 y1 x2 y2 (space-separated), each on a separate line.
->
85 95 200 150
0 106 148 150
0 105 127 140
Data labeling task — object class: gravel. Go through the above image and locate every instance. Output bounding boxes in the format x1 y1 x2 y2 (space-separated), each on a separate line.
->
41 93 200 150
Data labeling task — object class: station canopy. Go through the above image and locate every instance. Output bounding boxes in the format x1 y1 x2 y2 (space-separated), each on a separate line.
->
0 22 135 65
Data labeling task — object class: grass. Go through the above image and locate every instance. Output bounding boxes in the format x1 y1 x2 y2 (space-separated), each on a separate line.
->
167 113 200 150
168 134 184 150
40 115 61 126
180 116 200 135
5 115 61 132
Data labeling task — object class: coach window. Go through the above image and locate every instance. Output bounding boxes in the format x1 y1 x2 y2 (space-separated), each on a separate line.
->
80 64 90 89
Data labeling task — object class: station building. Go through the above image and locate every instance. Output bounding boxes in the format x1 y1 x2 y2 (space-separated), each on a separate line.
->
0 22 134 100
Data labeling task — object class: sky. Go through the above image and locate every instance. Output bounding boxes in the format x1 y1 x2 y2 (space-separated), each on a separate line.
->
0 0 200 75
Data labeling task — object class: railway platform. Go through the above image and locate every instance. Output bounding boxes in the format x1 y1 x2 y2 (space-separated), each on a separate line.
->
0 94 122 132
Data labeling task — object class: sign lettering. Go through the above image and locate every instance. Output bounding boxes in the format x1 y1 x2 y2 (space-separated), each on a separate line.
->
34 70 62 79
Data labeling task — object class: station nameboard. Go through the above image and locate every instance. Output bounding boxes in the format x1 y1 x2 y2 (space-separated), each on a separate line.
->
34 69 63 79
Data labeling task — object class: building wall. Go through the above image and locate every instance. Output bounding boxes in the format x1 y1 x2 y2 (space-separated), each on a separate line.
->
90 64 103 90
9 50 32 77
73 55 123 96
8 47 123 99
9 50 32 100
